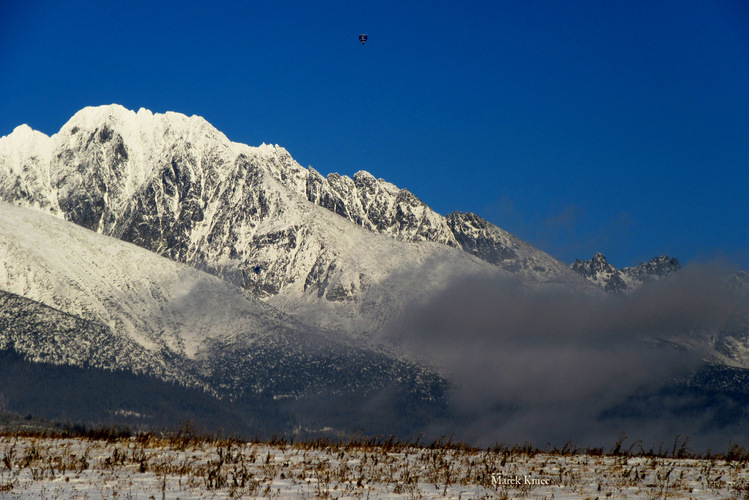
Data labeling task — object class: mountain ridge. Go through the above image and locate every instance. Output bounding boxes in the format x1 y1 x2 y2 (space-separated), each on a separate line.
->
0 104 682 293
570 252 681 293
0 104 597 337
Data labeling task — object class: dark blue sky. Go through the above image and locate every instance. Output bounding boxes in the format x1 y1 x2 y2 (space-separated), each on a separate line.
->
2 1 748 267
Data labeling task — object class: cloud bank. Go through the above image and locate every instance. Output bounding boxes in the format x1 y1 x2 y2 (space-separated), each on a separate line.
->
390 262 749 451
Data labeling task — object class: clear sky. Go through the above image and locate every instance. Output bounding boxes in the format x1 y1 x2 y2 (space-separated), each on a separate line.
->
2 0 748 268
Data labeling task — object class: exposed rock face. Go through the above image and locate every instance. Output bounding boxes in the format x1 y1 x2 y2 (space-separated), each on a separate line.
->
445 212 582 283
305 168 459 246
571 252 681 293
570 252 630 293
446 212 518 264
621 255 681 283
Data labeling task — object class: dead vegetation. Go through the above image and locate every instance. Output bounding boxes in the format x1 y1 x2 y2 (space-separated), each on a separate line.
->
0 425 748 498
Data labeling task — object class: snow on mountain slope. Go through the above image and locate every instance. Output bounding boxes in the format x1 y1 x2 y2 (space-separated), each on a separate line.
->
0 201 283 358
0 288 201 387
0 202 446 407
0 104 596 337
0 124 55 212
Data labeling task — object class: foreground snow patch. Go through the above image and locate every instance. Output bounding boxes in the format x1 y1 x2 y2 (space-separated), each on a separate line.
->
0 435 748 498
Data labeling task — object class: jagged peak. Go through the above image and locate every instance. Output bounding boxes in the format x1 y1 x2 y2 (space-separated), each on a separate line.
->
61 104 223 143
247 143 299 166
1 124 51 144
352 170 376 183
571 252 617 274
41 106 304 164
651 255 680 266
448 211 487 223
64 103 134 131
0 124 53 163
572 252 610 266
307 166 324 178
10 123 39 136
319 169 402 198
571 251 683 294
257 142 286 153
621 254 681 280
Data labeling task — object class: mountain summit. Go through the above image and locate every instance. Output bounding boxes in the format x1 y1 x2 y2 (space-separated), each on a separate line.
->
570 252 681 293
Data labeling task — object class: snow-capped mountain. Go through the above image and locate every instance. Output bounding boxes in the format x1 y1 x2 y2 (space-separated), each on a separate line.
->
4 104 749 443
570 252 681 293
0 104 595 337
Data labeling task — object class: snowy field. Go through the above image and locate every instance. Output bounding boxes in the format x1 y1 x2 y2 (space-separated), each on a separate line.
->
1 434 749 498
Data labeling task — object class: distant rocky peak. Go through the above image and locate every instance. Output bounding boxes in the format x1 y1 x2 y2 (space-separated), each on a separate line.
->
571 252 681 293
571 252 615 273
352 170 376 185
570 252 627 293
622 255 680 281
590 252 612 268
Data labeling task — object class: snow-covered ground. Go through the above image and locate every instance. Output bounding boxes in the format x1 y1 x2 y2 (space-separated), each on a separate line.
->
0 434 747 498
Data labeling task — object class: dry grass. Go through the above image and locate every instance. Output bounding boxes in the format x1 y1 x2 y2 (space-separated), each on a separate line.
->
0 426 748 498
